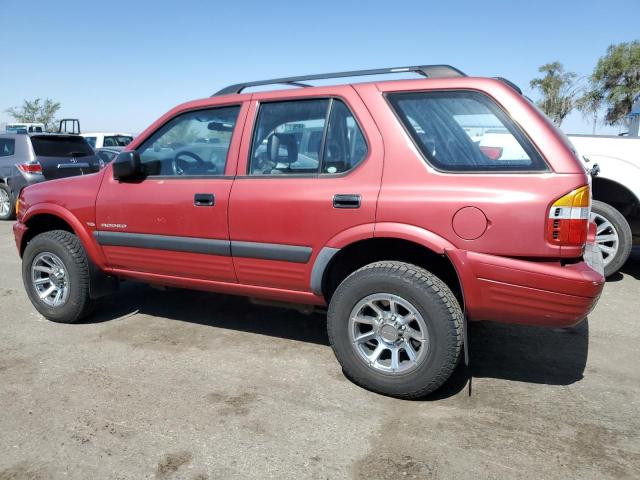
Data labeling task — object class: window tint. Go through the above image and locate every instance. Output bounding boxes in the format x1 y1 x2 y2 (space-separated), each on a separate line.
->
30 136 94 157
84 136 97 148
137 106 240 176
249 99 367 175
388 91 546 172
0 138 15 157
322 100 367 174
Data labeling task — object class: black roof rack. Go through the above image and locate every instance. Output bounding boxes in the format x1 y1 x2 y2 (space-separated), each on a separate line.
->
213 64 466 96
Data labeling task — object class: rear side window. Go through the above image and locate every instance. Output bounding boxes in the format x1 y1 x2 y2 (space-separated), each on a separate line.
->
0 138 15 157
30 136 94 157
388 91 547 172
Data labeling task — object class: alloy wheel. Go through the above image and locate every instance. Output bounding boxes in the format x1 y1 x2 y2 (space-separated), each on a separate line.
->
0 188 10 218
349 293 429 375
31 252 70 307
591 211 620 268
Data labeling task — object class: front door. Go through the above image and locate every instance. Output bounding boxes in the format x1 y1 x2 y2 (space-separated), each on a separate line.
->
228 89 383 292
95 102 248 282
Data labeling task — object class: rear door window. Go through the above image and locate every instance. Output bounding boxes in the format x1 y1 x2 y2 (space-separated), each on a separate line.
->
30 136 95 157
388 91 547 172
248 98 367 175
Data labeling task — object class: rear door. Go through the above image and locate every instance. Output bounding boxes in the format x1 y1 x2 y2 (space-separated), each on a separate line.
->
228 88 383 292
95 102 249 282
31 135 101 179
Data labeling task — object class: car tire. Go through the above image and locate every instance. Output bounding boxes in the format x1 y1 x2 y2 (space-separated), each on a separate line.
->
22 230 94 323
591 200 632 277
327 261 463 399
0 183 16 221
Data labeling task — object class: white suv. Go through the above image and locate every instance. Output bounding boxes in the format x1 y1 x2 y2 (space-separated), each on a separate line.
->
81 132 133 149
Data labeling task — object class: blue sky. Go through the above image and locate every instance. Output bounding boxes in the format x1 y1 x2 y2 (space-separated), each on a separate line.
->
0 0 638 135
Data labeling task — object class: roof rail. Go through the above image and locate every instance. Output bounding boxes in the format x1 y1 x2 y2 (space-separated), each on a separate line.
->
213 64 466 96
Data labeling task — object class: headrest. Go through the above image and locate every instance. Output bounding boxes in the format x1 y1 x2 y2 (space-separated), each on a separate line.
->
267 133 297 164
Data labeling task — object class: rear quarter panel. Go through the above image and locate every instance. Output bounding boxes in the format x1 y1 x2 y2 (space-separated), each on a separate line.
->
355 78 588 258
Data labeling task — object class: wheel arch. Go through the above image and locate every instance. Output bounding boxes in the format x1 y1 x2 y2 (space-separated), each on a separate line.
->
21 204 106 268
317 234 463 307
592 176 640 220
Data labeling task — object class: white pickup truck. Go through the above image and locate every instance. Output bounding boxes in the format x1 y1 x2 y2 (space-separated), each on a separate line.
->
568 134 640 276
476 129 638 276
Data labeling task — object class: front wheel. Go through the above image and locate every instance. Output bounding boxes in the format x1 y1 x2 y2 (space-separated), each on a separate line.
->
327 261 463 399
590 200 632 277
22 230 94 323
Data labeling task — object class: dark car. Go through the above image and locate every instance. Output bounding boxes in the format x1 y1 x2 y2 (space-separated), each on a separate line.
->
0 132 101 220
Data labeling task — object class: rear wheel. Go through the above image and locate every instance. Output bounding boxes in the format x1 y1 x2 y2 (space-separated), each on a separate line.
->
590 200 632 277
327 261 463 399
22 230 94 323
0 183 15 221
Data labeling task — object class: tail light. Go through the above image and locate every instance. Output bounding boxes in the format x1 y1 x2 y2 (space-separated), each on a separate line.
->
17 161 43 175
547 185 590 246
479 146 503 160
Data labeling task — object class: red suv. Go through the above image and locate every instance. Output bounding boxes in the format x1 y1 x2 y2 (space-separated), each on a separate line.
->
13 65 605 398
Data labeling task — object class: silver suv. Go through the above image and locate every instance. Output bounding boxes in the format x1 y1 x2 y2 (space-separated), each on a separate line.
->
0 132 101 220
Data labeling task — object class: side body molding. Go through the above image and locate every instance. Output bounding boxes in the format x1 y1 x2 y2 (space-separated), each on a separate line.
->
310 247 340 295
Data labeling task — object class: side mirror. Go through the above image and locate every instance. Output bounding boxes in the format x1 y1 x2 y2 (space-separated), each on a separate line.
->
113 151 142 180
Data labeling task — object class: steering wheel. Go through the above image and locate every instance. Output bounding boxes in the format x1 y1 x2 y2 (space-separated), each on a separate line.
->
172 151 206 176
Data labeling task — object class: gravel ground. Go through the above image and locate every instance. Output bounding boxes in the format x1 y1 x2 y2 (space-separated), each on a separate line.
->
0 221 638 479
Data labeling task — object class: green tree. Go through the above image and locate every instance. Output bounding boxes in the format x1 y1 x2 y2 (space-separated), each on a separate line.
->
530 62 580 126
576 88 604 135
591 40 640 126
5 98 61 132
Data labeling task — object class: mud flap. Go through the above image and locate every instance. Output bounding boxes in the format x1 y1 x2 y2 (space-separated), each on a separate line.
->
88 259 119 299
463 313 472 396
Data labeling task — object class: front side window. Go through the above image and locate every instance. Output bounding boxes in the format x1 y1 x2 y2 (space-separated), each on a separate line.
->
249 98 367 175
0 138 15 157
138 106 240 176
388 91 547 172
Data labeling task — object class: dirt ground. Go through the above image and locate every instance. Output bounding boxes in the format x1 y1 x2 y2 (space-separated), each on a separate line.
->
0 221 638 479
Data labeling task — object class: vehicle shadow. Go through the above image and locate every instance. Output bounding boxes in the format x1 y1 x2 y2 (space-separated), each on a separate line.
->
89 282 589 400
605 247 640 282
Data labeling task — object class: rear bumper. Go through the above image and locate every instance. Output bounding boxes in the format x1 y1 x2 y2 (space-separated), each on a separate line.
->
448 244 605 327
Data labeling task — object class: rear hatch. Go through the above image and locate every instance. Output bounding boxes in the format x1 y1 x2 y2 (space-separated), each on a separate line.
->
30 135 100 180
